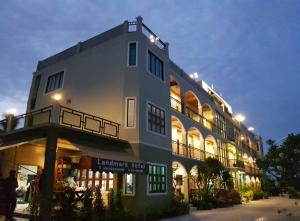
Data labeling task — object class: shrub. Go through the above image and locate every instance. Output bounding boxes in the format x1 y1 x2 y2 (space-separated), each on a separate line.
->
228 190 241 204
253 190 264 200
79 187 93 220
93 186 106 221
242 190 254 202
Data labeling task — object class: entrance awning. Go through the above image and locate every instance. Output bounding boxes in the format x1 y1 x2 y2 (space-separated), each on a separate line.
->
70 141 142 163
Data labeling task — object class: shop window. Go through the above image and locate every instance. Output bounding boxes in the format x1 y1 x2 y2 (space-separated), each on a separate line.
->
128 42 137 67
125 97 136 128
76 169 114 191
124 173 135 195
45 71 64 93
147 103 165 135
148 164 167 194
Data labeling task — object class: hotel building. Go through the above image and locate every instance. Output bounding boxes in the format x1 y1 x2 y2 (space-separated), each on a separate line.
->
0 17 263 219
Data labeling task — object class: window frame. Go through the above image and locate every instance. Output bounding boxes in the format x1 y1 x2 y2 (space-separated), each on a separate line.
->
127 41 138 67
125 97 137 129
146 49 165 82
146 101 166 137
44 70 65 94
147 162 168 195
123 173 136 196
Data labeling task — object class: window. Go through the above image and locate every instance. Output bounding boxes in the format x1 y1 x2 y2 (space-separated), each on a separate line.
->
76 169 114 191
147 103 165 135
124 173 135 195
128 42 137 66
30 75 41 109
215 111 226 138
148 51 164 80
125 97 136 128
45 71 64 93
148 164 167 194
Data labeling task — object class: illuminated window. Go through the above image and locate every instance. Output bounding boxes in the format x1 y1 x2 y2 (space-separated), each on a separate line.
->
128 42 137 66
76 169 114 191
148 164 167 194
45 71 64 93
125 97 136 128
124 173 135 195
148 50 164 80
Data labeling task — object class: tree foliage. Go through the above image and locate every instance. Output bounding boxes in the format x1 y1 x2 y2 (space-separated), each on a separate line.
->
257 133 300 193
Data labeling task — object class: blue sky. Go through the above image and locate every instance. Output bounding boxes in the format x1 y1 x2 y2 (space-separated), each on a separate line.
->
0 0 300 146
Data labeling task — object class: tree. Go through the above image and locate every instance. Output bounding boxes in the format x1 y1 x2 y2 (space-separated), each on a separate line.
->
195 158 225 193
257 134 300 194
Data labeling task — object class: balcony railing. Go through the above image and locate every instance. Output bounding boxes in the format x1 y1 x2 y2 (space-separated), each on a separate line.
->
185 106 203 124
0 105 120 139
172 140 187 156
245 163 260 174
228 159 245 169
188 145 205 161
170 96 182 112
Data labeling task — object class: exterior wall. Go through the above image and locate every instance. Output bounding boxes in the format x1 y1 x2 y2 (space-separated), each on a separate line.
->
22 17 263 211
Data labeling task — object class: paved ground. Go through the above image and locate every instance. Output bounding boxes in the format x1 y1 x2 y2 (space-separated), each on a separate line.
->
160 196 300 221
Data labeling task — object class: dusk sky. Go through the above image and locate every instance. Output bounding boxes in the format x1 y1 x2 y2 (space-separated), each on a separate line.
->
1 1 300 148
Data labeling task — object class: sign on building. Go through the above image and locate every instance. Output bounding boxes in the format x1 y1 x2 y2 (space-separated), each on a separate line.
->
92 158 147 174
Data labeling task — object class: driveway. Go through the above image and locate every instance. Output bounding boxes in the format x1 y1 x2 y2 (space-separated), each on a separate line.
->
160 197 300 221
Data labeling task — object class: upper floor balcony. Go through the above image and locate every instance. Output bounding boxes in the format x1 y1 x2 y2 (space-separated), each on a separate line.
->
0 104 120 139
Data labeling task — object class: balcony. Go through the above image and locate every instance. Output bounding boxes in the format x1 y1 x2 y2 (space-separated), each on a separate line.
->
228 159 245 169
0 104 120 139
245 163 260 175
172 140 187 156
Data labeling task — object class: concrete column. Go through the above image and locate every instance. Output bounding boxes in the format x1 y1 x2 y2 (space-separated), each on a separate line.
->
5 114 15 133
40 130 58 221
136 16 143 33
181 93 185 115
123 20 129 33
164 42 169 56
51 102 60 124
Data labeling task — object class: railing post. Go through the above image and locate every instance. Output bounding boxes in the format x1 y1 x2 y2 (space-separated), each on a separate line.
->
123 20 129 33
51 103 60 124
136 16 143 33
177 140 180 155
5 114 15 133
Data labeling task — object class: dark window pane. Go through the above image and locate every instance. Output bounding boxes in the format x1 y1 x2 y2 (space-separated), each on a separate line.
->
129 42 137 66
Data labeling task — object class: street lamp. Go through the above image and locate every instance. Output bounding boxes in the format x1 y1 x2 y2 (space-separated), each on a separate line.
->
7 108 17 115
51 93 62 102
235 114 245 122
248 127 255 131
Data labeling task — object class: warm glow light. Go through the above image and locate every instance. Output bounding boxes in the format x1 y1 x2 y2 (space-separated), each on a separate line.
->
52 94 62 101
248 127 255 131
149 35 159 43
7 108 17 115
240 136 245 140
235 114 245 122
189 72 199 79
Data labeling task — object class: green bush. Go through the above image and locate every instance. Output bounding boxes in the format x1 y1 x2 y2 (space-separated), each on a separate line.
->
242 190 254 202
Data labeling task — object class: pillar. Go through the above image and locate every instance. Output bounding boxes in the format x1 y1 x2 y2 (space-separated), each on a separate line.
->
40 130 58 221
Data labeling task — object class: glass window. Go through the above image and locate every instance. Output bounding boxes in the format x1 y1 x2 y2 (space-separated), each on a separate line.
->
45 71 64 93
124 173 135 195
76 170 114 191
148 51 164 80
147 103 165 135
126 98 136 128
128 42 137 66
148 164 167 194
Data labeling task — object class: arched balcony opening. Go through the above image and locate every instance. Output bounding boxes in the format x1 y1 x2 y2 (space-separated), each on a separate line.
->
204 135 218 159
172 161 189 201
202 104 214 130
170 76 182 112
189 165 199 201
184 91 201 123
187 127 204 160
228 144 237 167
171 116 186 156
